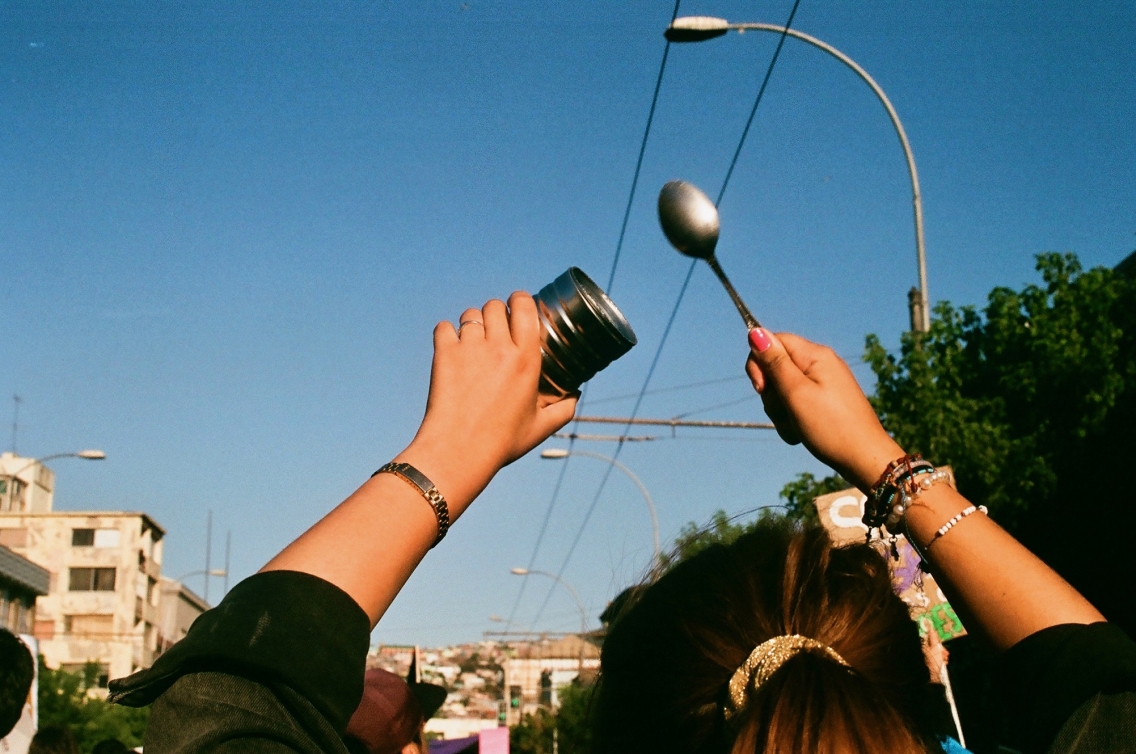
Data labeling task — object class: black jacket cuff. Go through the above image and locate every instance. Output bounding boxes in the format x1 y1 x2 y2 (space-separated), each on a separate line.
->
108 570 371 734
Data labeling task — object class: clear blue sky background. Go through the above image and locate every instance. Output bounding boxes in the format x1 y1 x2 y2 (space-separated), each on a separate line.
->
3 0 1133 645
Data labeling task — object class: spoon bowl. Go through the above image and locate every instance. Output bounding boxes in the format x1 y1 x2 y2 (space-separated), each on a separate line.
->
657 180 720 260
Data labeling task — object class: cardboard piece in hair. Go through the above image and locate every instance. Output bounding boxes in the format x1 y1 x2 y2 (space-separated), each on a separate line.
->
812 482 967 643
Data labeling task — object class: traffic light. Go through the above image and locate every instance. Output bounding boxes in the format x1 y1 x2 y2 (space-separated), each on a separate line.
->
509 685 522 709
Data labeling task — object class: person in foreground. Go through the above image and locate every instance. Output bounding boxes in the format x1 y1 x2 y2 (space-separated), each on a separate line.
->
107 293 1136 753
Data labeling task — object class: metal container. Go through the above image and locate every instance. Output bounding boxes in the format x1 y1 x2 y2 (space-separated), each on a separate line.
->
534 268 637 396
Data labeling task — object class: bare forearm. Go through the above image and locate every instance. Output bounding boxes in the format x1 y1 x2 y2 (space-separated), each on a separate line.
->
905 485 1103 651
260 440 496 626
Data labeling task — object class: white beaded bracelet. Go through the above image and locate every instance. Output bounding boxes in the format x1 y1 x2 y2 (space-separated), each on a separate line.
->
927 504 989 548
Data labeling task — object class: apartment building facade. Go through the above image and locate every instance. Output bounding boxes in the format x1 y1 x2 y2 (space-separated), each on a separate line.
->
0 511 165 685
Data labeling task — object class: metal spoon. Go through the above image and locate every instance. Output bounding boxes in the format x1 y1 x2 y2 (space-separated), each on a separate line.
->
657 180 761 330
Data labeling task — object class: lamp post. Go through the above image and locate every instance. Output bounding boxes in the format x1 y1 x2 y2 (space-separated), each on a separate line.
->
510 567 588 673
665 16 931 333
0 450 106 512
539 448 661 566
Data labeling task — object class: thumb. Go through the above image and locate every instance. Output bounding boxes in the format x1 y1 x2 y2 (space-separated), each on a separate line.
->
532 394 579 441
748 328 808 396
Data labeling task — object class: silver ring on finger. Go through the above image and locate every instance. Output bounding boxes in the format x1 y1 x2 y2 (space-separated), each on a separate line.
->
458 319 483 329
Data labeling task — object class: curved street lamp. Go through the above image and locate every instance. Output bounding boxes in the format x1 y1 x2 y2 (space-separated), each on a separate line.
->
1 450 107 512
540 448 661 566
665 16 931 332
510 567 589 675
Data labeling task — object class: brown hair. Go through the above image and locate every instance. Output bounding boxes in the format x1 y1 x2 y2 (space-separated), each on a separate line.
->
592 518 944 754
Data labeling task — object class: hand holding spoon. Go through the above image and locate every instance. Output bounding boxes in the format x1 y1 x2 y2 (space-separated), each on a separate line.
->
657 180 761 330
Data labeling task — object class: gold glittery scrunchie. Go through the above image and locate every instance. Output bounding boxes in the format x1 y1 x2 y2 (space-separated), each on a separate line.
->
723 635 850 719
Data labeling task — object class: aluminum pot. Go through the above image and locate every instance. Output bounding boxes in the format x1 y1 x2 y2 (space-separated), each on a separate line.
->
533 267 637 396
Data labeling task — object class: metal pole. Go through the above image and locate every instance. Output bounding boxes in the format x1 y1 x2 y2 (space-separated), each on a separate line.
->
204 510 212 604
727 22 930 332
224 530 231 596
573 416 775 429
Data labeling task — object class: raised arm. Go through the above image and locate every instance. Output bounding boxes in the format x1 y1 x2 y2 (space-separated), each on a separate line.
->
262 291 577 625
744 328 1103 651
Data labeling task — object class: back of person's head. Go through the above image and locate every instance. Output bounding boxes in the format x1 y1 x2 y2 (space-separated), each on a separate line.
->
91 739 129 754
28 725 79 754
0 629 35 738
593 518 942 754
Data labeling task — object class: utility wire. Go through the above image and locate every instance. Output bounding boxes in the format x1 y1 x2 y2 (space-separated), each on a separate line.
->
529 260 697 628
585 373 748 406
501 432 575 632
607 0 683 293
507 0 682 633
715 0 803 207
527 0 806 632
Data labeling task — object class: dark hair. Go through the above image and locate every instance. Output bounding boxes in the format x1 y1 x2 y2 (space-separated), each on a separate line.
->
28 725 80 754
592 519 943 754
0 629 35 738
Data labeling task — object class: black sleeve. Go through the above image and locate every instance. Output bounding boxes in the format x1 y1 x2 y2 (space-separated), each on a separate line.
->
109 570 371 747
999 622 1136 754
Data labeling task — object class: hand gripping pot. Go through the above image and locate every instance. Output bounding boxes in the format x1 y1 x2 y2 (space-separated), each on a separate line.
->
533 268 638 396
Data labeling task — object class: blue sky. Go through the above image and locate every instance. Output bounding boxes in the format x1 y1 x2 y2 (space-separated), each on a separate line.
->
2 0 1133 645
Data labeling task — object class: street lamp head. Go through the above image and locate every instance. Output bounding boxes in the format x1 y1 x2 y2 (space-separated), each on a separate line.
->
510 568 529 576
540 448 570 460
658 180 720 260
77 449 106 460
665 16 730 43
209 569 227 577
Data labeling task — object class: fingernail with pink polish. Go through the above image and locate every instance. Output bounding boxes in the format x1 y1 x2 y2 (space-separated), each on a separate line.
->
749 328 772 352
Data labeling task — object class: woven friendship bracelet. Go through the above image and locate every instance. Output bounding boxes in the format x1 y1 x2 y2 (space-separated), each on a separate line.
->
372 462 451 548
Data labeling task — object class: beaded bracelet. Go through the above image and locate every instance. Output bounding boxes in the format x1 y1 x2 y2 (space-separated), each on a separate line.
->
883 468 953 530
926 504 988 548
864 454 933 528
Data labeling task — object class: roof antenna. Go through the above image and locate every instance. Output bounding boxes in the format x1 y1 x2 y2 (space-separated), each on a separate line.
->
11 395 21 454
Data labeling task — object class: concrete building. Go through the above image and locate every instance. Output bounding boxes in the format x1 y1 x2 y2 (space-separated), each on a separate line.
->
0 510 165 686
156 576 208 655
0 453 56 514
502 635 600 725
0 543 49 634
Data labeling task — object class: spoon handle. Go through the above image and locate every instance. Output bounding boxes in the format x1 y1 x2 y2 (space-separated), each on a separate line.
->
705 256 761 330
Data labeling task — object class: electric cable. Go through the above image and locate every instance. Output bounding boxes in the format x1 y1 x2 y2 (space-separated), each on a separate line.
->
715 0 804 207
585 373 748 406
527 258 695 622
607 0 684 294
505 0 682 633
527 0 807 631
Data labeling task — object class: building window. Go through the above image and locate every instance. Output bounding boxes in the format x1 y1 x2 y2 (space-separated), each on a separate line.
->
72 528 121 548
93 529 120 548
68 567 116 591
63 614 114 639
0 528 27 548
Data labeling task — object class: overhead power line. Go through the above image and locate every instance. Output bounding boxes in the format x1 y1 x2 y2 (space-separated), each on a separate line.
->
507 0 683 634
527 0 807 631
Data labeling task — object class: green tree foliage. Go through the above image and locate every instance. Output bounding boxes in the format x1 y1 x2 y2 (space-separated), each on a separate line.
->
864 252 1136 630
37 660 148 751
510 682 593 754
655 508 783 571
778 472 849 523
